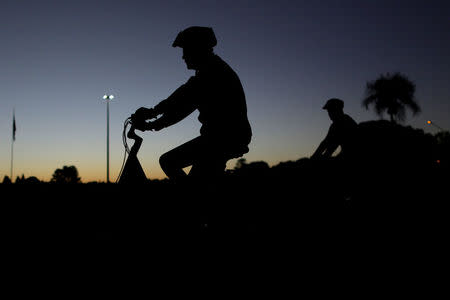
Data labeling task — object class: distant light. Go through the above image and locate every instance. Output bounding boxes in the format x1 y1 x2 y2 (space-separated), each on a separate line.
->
437 160 441 164
103 95 108 100
427 120 446 132
102 94 114 100
110 95 115 100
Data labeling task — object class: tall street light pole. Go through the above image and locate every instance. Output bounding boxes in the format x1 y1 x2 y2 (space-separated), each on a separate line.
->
103 94 114 183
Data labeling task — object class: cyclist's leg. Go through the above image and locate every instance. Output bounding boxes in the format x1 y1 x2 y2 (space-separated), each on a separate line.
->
189 156 227 179
159 137 203 180
187 137 228 179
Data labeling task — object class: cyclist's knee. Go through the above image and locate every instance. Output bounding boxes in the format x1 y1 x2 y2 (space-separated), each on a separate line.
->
159 152 172 172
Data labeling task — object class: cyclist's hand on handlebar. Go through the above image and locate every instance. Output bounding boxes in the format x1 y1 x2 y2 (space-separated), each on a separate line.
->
133 107 157 120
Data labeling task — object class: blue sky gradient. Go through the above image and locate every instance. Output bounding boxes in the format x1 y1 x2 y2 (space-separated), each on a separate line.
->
1 0 449 181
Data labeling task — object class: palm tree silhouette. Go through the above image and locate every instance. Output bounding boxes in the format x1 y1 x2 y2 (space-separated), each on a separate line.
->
363 72 421 122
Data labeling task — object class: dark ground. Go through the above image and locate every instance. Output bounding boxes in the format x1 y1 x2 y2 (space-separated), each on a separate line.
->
0 166 447 295
1 166 447 257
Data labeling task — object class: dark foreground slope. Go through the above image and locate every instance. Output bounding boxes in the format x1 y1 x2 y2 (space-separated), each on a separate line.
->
1 162 447 294
1 165 446 258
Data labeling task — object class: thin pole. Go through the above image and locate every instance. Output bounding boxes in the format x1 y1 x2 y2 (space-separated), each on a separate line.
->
11 109 14 181
10 134 14 181
107 99 110 183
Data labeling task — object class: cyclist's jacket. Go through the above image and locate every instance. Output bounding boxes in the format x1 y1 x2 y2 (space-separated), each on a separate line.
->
152 54 252 149
323 114 358 159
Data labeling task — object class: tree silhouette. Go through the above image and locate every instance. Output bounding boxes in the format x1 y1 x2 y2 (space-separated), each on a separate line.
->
435 130 450 146
51 165 81 184
2 176 12 184
235 158 247 169
15 174 25 184
24 176 40 184
363 72 421 122
233 159 270 178
435 131 450 166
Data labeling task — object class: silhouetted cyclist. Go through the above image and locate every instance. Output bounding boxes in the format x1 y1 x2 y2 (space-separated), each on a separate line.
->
311 98 358 160
133 26 252 180
311 98 359 201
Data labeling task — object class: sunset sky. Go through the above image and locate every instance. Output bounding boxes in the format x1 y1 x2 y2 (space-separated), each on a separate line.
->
1 0 449 182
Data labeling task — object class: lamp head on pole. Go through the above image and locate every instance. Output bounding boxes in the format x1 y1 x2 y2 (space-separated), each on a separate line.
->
103 94 114 101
